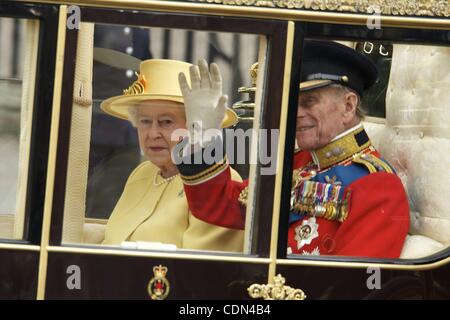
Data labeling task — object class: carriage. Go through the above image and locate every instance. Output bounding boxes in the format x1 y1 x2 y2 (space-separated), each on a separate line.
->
0 0 449 299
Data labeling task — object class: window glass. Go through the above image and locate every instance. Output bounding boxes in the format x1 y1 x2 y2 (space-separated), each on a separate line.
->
62 23 265 254
0 17 36 240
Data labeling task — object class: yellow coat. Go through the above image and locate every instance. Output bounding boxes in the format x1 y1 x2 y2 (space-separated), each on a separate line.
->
103 161 244 252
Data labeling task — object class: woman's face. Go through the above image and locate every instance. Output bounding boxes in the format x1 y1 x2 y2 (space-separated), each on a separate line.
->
135 100 186 169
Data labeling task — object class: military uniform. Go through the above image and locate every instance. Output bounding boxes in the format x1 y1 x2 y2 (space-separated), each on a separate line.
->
175 40 410 258
177 124 409 258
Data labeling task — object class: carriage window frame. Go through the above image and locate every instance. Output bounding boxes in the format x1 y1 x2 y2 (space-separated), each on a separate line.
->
49 5 291 257
0 1 59 245
276 20 450 266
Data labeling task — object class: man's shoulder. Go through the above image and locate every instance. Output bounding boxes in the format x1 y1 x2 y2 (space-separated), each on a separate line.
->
319 150 397 186
351 152 395 174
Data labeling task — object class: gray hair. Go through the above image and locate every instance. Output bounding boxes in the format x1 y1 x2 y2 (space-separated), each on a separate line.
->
329 83 366 120
128 105 139 127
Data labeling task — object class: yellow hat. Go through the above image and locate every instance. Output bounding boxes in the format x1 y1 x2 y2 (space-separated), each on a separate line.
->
100 59 239 128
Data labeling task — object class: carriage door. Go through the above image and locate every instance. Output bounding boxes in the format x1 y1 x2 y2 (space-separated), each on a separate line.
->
40 3 295 299
0 1 59 299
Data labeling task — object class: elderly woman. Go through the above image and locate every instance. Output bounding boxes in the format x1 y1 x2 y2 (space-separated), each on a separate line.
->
99 59 244 252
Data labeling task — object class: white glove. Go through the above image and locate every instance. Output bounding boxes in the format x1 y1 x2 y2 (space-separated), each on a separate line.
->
178 59 227 147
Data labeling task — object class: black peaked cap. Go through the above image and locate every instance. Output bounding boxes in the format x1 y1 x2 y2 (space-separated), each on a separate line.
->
300 40 379 97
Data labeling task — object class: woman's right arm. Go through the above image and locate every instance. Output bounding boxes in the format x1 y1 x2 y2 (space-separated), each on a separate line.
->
178 155 247 230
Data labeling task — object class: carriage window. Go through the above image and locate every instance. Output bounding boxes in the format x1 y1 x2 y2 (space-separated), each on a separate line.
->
285 39 450 261
61 22 265 255
0 17 37 240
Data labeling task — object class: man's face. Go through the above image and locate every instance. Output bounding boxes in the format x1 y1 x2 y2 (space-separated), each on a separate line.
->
296 85 355 150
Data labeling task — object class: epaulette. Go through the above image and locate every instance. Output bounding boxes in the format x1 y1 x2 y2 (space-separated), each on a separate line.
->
352 153 394 174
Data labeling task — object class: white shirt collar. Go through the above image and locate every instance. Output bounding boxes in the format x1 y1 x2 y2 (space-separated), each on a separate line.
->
330 123 363 142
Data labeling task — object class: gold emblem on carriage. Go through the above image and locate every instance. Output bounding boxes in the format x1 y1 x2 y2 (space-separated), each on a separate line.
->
147 265 170 300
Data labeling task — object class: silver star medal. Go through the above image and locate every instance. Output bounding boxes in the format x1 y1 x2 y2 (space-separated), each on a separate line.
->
294 217 319 250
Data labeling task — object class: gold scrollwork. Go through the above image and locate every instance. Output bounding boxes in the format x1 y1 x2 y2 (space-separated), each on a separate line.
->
247 274 306 300
194 0 450 17
238 186 249 206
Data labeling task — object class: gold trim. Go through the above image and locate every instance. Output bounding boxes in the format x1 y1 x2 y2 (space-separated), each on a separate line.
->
238 186 249 206
41 246 450 273
46 245 272 263
13 1 450 30
352 153 393 173
248 274 306 300
0 243 40 251
36 6 68 300
242 35 268 254
194 0 450 17
233 102 255 109
180 161 229 185
268 21 295 283
352 154 377 173
365 154 393 173
277 255 450 271
311 126 371 169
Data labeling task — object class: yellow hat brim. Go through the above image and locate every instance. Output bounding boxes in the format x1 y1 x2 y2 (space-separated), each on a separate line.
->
100 94 239 128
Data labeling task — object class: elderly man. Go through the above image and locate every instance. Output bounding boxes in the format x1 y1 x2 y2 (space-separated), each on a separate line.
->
175 40 410 258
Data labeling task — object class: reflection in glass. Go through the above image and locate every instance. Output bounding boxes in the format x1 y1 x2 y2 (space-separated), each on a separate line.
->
0 17 32 239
